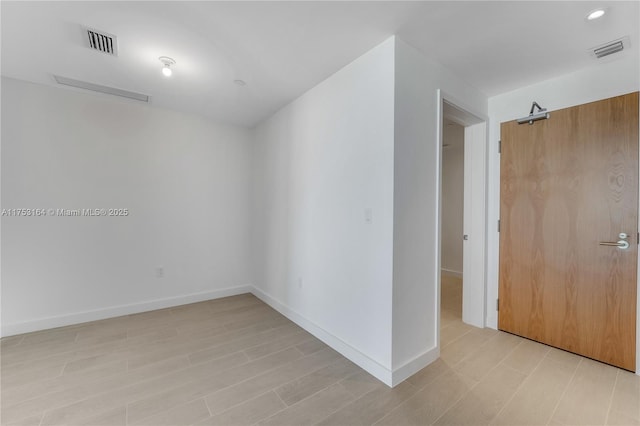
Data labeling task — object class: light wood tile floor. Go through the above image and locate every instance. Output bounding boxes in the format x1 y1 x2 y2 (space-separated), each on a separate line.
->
1 278 639 426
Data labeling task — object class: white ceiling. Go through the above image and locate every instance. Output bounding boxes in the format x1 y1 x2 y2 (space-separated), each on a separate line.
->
2 1 638 127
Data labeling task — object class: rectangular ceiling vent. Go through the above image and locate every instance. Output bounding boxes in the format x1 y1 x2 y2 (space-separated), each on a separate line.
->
53 75 149 102
85 27 118 56
590 37 629 59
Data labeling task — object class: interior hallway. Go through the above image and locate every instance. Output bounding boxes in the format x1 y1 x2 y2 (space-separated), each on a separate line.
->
0 281 638 425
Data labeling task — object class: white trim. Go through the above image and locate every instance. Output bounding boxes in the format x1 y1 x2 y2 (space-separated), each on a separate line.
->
462 122 487 328
0 285 252 337
391 346 440 386
441 268 463 278
438 89 489 332
251 286 394 386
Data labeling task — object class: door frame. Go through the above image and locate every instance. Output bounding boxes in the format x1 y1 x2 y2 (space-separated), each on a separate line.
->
437 90 489 333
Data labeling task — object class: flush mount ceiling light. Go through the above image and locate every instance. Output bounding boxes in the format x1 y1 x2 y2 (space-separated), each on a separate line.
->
158 56 176 77
587 8 606 20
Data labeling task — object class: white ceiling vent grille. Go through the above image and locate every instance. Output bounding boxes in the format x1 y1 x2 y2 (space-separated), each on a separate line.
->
85 27 118 56
590 37 629 59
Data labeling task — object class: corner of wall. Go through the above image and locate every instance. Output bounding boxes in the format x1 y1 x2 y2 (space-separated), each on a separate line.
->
250 285 394 386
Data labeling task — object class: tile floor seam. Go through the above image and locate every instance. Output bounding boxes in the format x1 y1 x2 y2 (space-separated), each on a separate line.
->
273 387 289 407
458 335 525 385
194 358 294 403
603 368 620 426
316 384 383 426
370 409 388 426
281 370 377 425
198 349 340 415
451 338 525 403
121 352 256 413
441 328 473 349
239 348 250 360
446 330 504 370
2 359 124 407
429 385 474 425
185 326 304 366
210 389 279 421
244 335 315 362
429 341 524 426
58 356 123 378
272 357 348 405
203 393 214 420
411 366 450 394
3 337 134 368
129 395 205 426
369 381 421 426
12 335 24 347
31 351 250 424
547 358 583 425
490 339 550 423
4 354 195 410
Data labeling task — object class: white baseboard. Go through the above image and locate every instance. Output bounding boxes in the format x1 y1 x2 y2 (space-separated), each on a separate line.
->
1 285 252 337
250 286 395 386
392 346 440 387
250 286 440 387
441 268 463 278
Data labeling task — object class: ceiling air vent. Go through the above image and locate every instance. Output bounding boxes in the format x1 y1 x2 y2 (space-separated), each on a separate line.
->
590 37 629 59
85 27 118 56
53 75 149 102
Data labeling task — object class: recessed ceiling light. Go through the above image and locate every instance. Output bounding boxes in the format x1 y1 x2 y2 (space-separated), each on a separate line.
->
587 9 606 20
234 79 246 86
159 56 176 77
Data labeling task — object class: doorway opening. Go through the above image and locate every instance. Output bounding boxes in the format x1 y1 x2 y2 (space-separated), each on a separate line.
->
438 95 487 346
441 117 465 329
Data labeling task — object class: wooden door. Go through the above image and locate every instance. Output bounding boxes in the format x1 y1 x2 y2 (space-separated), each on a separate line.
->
499 92 638 371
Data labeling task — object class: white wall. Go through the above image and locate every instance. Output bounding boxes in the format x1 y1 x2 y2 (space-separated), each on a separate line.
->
486 53 640 373
391 38 487 383
1 77 253 336
441 122 464 275
250 39 396 382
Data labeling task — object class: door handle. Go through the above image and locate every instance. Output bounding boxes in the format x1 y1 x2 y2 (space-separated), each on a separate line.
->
599 240 630 249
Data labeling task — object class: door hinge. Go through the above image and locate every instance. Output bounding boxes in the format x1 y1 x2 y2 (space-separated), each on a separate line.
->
498 219 501 232
498 140 501 154
496 298 499 311
637 232 639 245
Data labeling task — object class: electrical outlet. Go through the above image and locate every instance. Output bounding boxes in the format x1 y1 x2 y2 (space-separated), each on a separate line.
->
297 277 303 289
155 266 164 278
